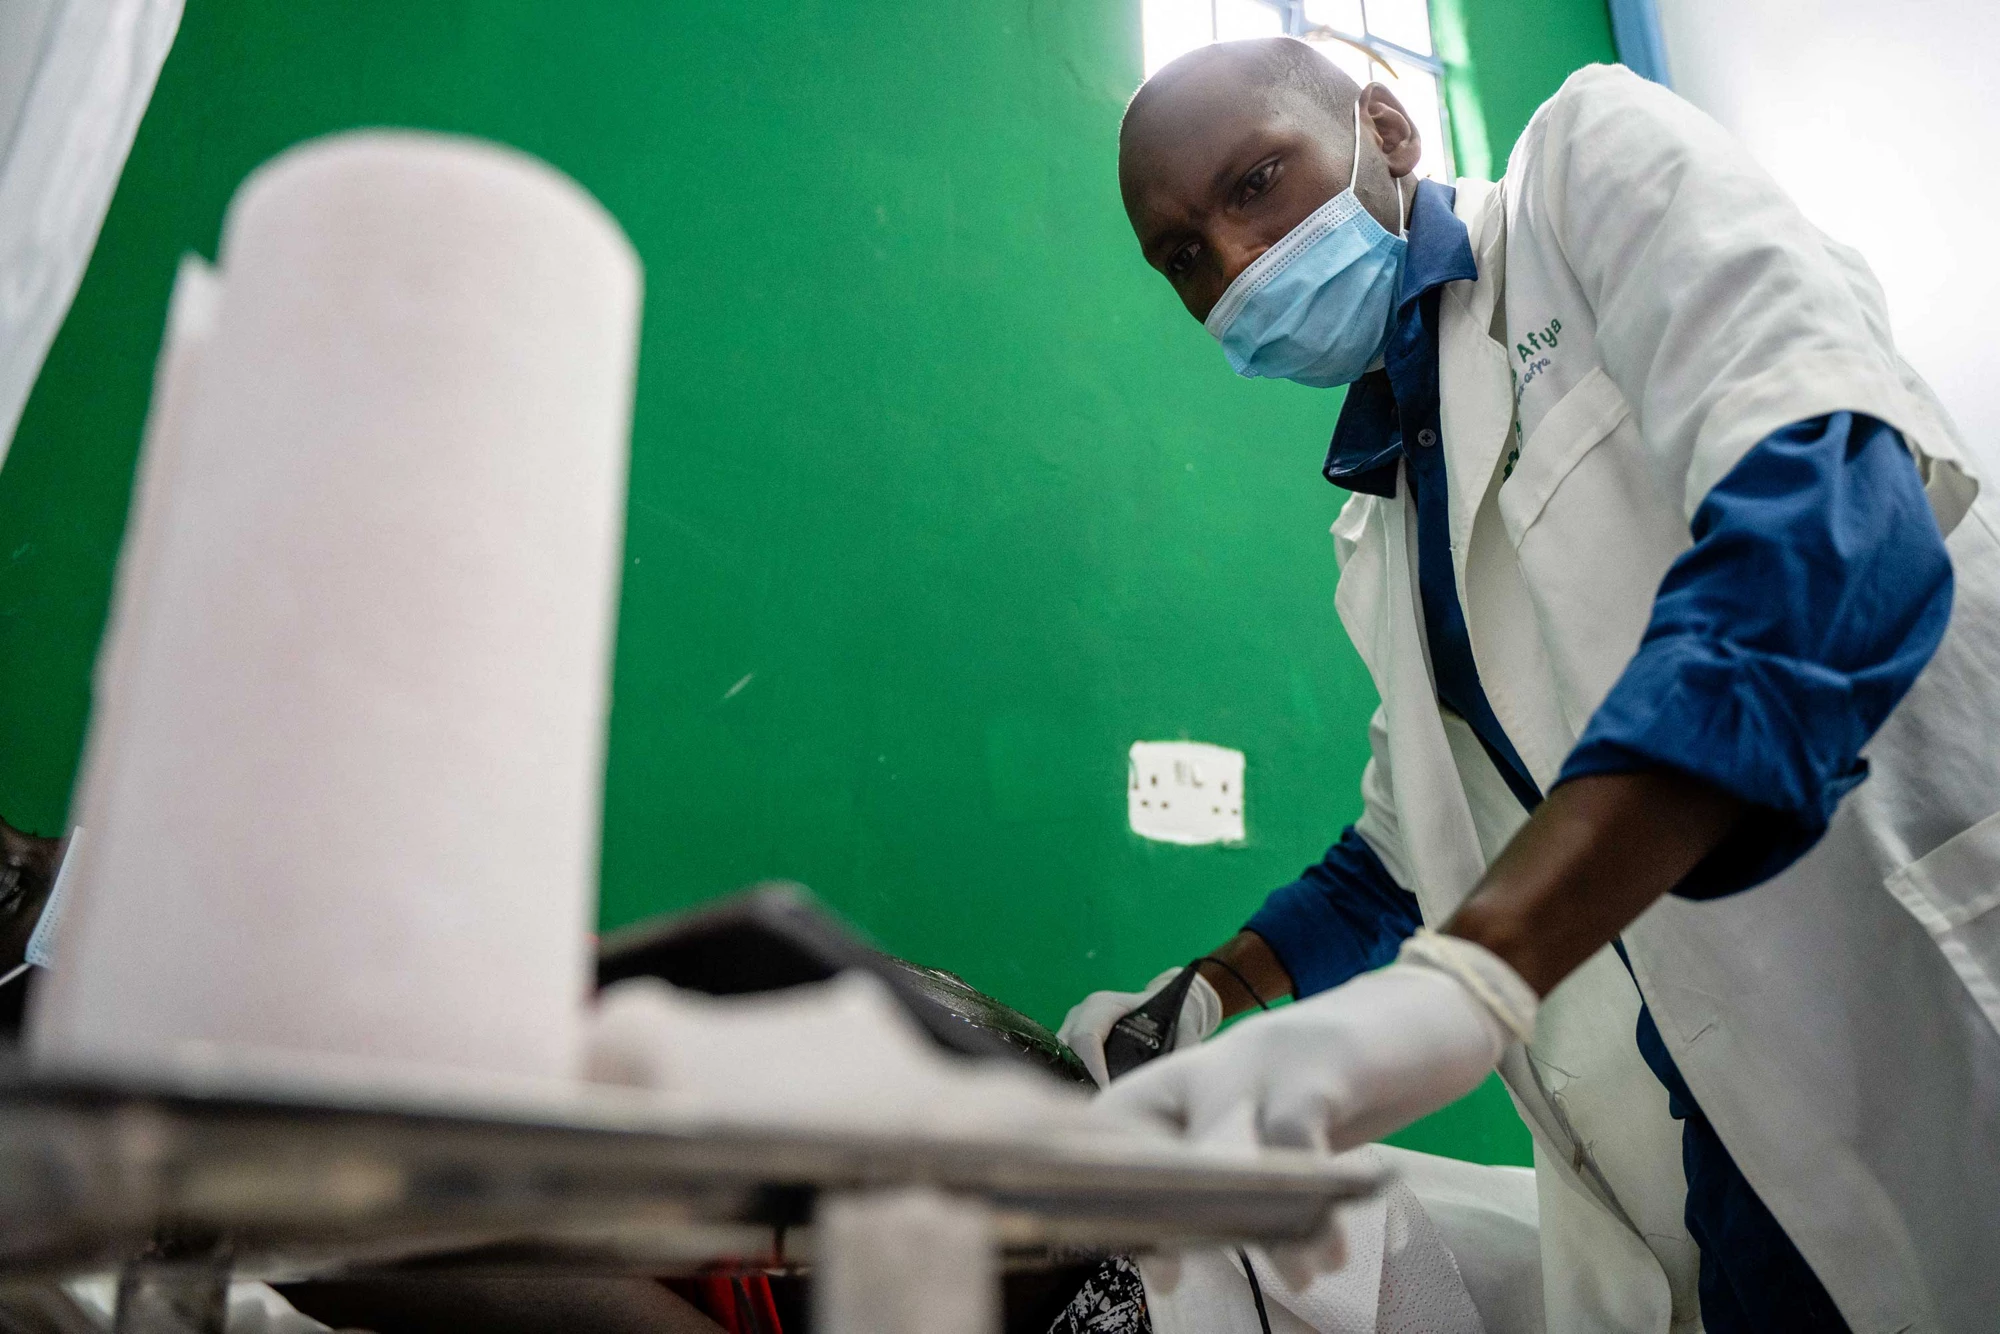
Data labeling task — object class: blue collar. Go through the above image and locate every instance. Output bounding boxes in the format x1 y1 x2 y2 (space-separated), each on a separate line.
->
1321 179 1478 497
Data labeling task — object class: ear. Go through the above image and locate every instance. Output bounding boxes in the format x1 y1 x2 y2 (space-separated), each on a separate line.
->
1360 83 1421 178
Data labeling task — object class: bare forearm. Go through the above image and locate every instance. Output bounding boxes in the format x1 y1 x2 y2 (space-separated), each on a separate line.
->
1196 929 1294 1018
1443 770 1743 996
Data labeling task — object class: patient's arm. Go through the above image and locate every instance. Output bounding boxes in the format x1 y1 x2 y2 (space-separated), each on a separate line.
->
1196 930 1294 1017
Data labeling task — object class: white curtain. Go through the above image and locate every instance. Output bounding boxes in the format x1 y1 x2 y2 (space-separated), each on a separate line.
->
1656 0 2000 473
0 0 182 465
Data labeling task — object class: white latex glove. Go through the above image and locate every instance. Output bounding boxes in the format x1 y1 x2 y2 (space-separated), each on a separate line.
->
1098 932 1537 1154
1058 965 1224 1087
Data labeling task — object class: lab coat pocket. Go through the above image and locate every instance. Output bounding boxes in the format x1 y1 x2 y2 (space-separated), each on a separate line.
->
1885 808 2000 1032
1497 366 1630 548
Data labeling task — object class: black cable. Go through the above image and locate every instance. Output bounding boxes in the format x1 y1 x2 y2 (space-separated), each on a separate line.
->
1237 1247 1274 1334
1196 955 1273 1011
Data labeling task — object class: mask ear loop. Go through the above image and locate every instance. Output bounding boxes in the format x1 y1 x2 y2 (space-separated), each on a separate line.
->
1352 97 1407 239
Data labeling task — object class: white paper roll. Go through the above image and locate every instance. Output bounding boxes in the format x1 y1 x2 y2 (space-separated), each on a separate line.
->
29 131 641 1092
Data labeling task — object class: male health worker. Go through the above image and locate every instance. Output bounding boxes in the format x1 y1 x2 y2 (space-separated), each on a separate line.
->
1061 38 2000 1334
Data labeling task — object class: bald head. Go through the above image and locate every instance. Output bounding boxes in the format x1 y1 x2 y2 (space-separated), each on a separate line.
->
1123 38 1360 150
1117 38 1420 323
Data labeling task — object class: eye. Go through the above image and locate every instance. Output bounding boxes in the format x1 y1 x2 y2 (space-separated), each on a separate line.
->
1165 240 1202 278
1237 157 1280 204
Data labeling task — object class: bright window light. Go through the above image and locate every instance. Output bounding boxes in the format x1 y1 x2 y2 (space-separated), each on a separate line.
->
1214 0 1287 42
1302 0 1365 32
1142 0 1218 77
1358 0 1435 57
1140 0 1455 181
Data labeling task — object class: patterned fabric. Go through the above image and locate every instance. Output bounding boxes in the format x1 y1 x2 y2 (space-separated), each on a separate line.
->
1375 1175 1485 1334
1047 1256 1150 1334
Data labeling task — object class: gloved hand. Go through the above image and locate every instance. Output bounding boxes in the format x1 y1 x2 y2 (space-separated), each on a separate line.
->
1096 931 1537 1153
1059 965 1223 1087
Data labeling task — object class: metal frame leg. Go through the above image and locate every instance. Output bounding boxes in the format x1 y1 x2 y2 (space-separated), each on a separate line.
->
816 1188 997 1334
112 1236 230 1334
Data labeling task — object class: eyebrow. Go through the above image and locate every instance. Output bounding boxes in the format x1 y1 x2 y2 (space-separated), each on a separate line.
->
1205 143 1253 201
1139 219 1186 273
1143 124 1280 268
1206 118 1285 194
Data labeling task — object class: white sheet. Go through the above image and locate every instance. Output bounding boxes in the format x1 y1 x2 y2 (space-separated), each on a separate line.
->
0 0 183 463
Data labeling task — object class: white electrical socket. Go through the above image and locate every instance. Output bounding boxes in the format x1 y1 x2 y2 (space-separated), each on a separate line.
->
1127 741 1245 845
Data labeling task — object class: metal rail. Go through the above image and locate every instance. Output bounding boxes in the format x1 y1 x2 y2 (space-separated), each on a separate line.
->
0 1074 1378 1331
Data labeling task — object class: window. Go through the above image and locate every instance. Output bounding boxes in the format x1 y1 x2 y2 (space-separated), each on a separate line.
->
1140 0 1454 182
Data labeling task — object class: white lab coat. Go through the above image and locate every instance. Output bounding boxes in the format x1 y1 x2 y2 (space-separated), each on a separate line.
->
1336 65 1997 1333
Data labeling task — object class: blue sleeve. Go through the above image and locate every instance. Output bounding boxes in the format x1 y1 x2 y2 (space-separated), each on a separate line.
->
1559 412 1954 899
1244 825 1424 997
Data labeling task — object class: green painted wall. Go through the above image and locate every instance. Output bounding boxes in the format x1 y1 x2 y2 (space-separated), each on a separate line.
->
1436 0 1622 178
0 0 1615 1166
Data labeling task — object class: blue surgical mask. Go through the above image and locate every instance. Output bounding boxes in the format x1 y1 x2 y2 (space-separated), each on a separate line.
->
1204 104 1407 389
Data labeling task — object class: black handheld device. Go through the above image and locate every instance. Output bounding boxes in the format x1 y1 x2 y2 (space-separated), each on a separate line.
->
1100 960 1205 1082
